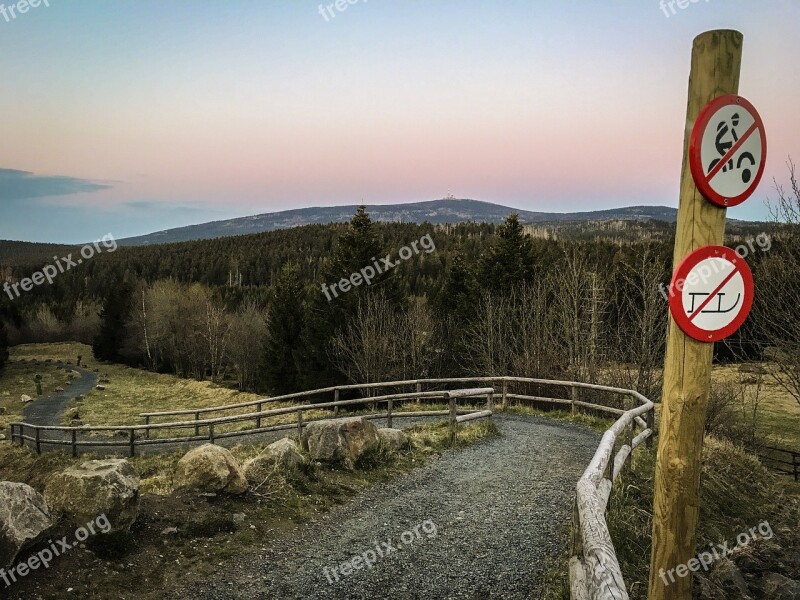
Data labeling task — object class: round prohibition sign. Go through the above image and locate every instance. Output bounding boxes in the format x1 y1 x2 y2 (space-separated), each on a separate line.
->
668 245 754 343
689 95 767 208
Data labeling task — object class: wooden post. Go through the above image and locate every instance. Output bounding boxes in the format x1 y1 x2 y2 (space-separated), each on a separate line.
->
71 429 77 457
448 394 457 445
256 402 263 429
387 398 393 429
209 422 215 444
646 406 655 449
501 379 508 410
145 416 151 439
571 386 579 415
129 429 136 458
649 29 743 600
35 428 41 455
297 410 304 436
195 412 201 436
333 389 340 416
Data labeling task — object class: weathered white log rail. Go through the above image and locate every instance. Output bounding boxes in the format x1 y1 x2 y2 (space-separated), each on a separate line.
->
9 376 654 599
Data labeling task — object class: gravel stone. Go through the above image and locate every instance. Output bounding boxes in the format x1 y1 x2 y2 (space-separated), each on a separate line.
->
175 414 599 599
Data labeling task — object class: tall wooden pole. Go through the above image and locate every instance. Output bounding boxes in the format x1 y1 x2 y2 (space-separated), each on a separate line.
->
648 30 743 600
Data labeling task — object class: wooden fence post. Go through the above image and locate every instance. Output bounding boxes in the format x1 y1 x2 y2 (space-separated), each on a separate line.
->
646 406 655 449
297 410 304 436
35 428 41 455
256 402 263 429
448 394 457 445
571 386 579 415
145 416 151 439
501 379 508 410
209 423 215 444
71 429 77 457
129 429 136 458
195 412 201 437
334 389 340 417
387 398 393 429
649 29 743 600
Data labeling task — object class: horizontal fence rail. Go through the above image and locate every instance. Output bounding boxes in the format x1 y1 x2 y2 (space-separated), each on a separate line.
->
9 376 655 599
756 445 800 482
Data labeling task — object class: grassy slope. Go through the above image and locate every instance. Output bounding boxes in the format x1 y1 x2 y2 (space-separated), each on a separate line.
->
712 363 800 449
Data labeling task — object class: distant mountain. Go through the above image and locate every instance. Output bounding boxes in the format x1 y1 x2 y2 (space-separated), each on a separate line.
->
118 199 682 246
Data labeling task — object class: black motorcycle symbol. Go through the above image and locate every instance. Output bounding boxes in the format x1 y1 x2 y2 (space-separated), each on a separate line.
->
707 113 755 184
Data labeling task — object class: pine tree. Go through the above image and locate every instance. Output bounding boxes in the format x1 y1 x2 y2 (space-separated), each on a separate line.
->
478 214 536 291
0 319 8 371
93 275 133 362
262 263 305 394
299 206 404 389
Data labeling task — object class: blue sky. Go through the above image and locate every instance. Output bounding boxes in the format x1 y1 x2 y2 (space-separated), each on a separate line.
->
0 0 798 243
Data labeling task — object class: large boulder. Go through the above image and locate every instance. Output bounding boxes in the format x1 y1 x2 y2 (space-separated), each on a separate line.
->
243 438 306 484
44 459 140 533
175 444 248 495
754 573 800 600
378 428 409 452
0 482 53 567
301 417 380 469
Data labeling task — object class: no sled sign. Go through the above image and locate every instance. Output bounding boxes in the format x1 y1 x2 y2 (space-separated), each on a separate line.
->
689 95 767 208
668 246 754 343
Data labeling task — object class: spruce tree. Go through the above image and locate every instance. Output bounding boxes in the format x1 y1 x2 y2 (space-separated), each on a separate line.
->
262 263 305 394
299 206 403 389
478 214 536 291
0 319 8 371
93 275 133 362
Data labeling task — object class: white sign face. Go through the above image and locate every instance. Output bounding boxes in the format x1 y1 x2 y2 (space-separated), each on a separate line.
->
669 246 755 343
681 257 745 332
690 95 767 208
699 104 764 199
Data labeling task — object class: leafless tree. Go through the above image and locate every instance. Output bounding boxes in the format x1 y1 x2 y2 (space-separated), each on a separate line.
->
757 158 800 407
459 291 515 377
329 291 396 385
608 245 668 400
227 301 268 391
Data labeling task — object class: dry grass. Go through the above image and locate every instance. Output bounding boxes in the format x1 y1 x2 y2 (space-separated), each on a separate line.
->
712 362 800 449
0 345 80 432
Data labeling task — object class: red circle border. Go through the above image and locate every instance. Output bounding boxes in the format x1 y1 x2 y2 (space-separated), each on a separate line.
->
668 245 754 343
689 95 767 208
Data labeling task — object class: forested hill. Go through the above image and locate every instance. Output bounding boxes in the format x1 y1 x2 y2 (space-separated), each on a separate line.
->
116 200 684 246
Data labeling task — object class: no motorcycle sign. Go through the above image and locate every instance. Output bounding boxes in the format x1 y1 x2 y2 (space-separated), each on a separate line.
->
689 95 767 208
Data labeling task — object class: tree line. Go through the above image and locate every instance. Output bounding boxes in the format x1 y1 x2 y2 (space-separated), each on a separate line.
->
1 170 799 409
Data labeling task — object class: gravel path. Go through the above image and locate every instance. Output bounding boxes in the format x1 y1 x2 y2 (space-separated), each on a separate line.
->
21 367 97 427
176 414 599 600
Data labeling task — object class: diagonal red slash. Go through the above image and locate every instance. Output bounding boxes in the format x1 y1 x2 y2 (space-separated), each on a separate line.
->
706 122 759 182
687 265 740 323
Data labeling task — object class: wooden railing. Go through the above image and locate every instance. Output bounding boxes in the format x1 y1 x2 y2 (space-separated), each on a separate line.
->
756 445 800 482
9 376 655 599
9 386 495 458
